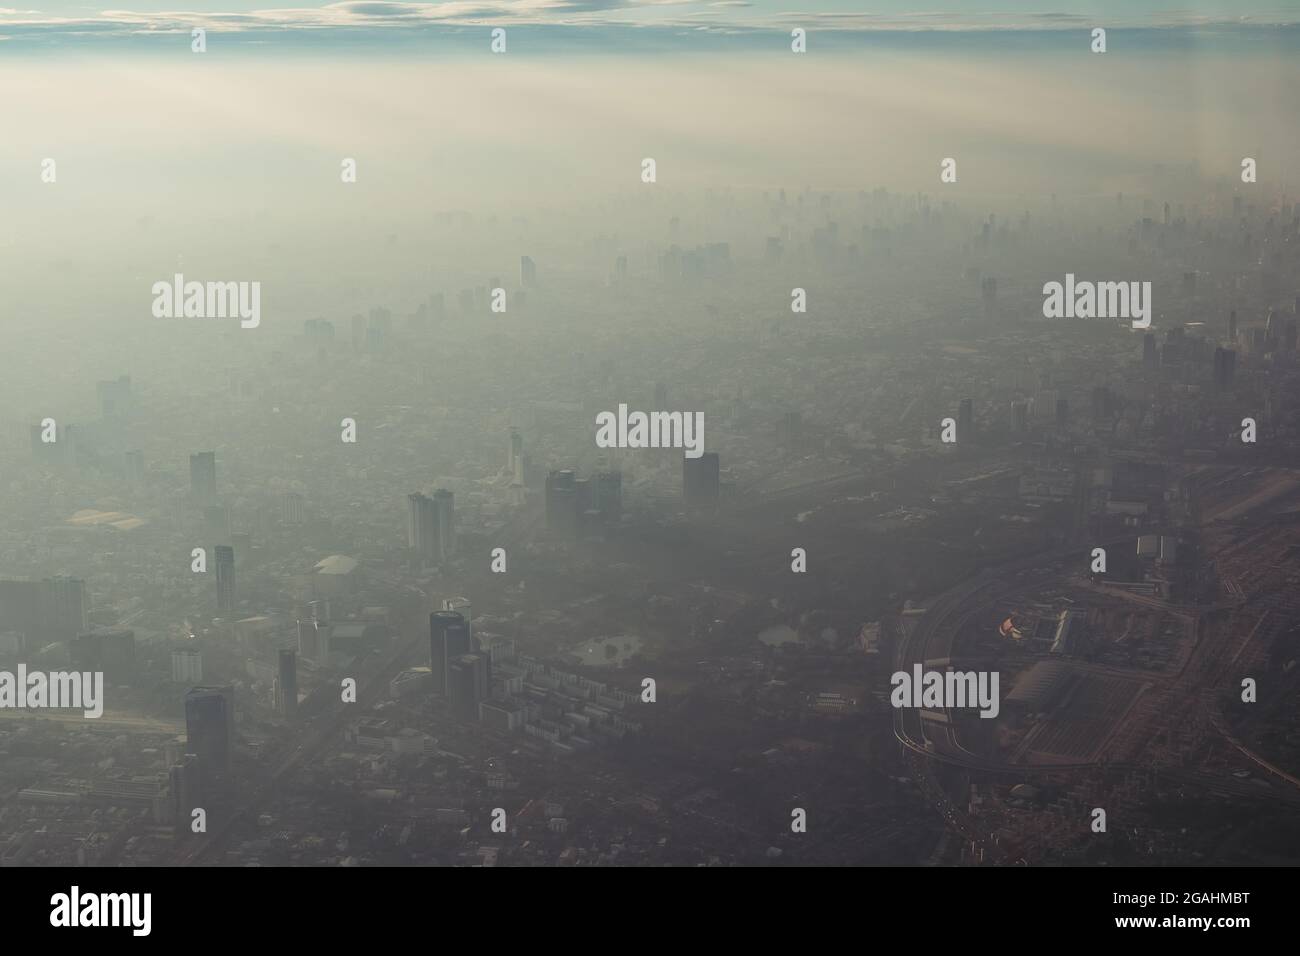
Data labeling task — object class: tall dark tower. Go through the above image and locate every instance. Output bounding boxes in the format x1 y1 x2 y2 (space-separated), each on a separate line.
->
958 399 973 440
184 685 234 781
429 610 470 694
683 453 721 506
1229 310 1238 343
190 452 217 505
214 545 235 612
1143 333 1157 369
277 648 298 720
169 754 202 838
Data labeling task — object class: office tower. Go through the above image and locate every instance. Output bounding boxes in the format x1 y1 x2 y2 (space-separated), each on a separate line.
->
442 597 472 640
282 492 304 525
1091 386 1112 421
38 576 88 641
190 452 217 505
507 428 523 480
1266 309 1282 349
171 647 203 683
1010 400 1029 434
124 449 145 482
432 489 456 560
1143 333 1157 369
214 545 235 612
593 471 623 520
1250 327 1268 356
1214 347 1237 391
981 276 997 318
407 492 437 563
958 399 973 440
1228 310 1238 343
1287 318 1298 352
683 452 721 505
429 610 470 694
447 652 488 721
297 613 330 663
96 375 132 417
184 685 234 779
520 255 537 286
1055 398 1069 427
169 754 202 837
1163 201 1170 225
277 648 298 720
72 628 136 682
654 382 669 410
545 470 580 535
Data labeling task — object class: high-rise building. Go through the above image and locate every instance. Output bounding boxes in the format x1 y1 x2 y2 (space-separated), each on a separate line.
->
124 449 145 483
520 255 537 286
507 428 523 480
447 652 488 721
407 492 437 563
282 492 304 525
1143 333 1157 369
1055 398 1069 427
545 470 580 535
442 597 472 640
171 647 203 683
593 471 623 520
429 610 470 694
1287 318 1298 353
1010 400 1029 434
214 546 235 612
190 452 217 505
277 648 298 720
1228 310 1238 343
958 399 973 440
1214 347 1237 391
184 685 234 780
683 453 721 505
97 375 132 417
297 617 330 663
72 628 136 682
38 576 88 641
169 754 201 837
432 489 456 560
1266 309 1282 350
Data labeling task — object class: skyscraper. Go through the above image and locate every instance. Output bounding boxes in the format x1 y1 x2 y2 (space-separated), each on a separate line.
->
683 453 721 505
214 545 235 612
507 427 523 480
169 754 202 838
447 652 488 721
429 610 470 695
520 255 537 286
1143 333 1157 369
190 452 217 505
184 685 234 780
432 489 456 560
545 470 580 535
282 491 304 525
442 597 472 640
958 398 973 440
593 471 623 520
407 492 437 563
